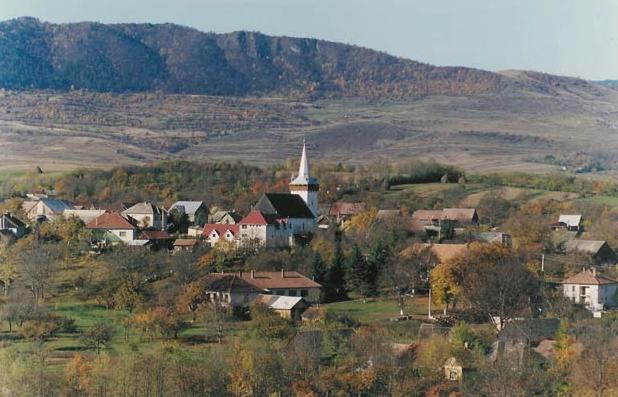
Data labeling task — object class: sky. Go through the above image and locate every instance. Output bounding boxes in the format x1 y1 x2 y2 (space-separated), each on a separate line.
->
1 0 617 80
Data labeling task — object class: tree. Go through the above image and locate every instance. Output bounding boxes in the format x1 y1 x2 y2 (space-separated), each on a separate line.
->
309 252 328 287
249 304 295 340
81 321 115 356
430 262 460 314
383 247 433 316
0 245 16 296
455 243 540 329
168 208 190 234
569 319 618 397
13 239 59 307
324 232 348 302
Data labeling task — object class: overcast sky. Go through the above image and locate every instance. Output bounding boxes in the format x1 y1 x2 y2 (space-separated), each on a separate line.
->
2 0 617 80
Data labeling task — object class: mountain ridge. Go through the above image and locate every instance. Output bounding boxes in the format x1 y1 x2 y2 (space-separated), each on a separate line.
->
0 16 597 99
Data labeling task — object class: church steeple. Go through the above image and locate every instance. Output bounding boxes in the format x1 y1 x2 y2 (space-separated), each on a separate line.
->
289 140 319 217
298 139 309 180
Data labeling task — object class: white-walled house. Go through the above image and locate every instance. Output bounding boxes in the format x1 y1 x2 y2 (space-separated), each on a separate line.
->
22 198 74 222
202 224 240 247
121 202 167 230
238 210 291 248
86 212 137 244
562 268 618 313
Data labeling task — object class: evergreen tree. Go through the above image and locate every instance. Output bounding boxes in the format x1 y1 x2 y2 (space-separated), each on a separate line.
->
324 231 347 302
309 252 327 286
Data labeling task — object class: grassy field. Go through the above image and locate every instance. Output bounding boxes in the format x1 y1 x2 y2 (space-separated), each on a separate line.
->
323 295 442 323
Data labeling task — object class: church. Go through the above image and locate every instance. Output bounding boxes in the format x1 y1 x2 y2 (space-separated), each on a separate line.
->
238 141 318 248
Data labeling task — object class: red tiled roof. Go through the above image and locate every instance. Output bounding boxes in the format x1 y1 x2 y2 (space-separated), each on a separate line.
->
238 210 284 226
203 224 240 237
562 268 616 285
86 212 136 230
400 243 469 264
174 239 198 247
236 270 321 290
139 230 171 240
329 201 367 216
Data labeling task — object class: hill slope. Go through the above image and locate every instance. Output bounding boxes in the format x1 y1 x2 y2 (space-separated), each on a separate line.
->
0 17 507 97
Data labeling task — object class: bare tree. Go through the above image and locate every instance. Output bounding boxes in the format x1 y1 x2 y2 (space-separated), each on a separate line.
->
13 241 59 307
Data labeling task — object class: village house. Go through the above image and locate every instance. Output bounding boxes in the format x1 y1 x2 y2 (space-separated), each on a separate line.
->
493 318 560 368
253 294 309 321
551 214 583 232
562 268 618 313
0 213 27 238
139 230 172 250
22 198 74 222
121 202 167 230
202 224 240 247
63 209 108 224
200 273 264 307
208 210 242 225
86 212 137 244
400 242 469 266
173 238 199 252
563 239 616 265
469 231 512 247
236 270 322 303
376 209 404 221
410 208 478 236
328 201 367 224
169 201 208 226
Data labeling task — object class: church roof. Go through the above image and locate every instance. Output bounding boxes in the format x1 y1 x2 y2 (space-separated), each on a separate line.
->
254 193 314 219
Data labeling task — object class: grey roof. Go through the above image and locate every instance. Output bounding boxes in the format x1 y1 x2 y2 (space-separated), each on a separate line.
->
122 202 163 215
169 201 205 215
63 209 107 224
210 210 242 224
254 193 314 219
498 319 560 345
564 239 608 255
254 294 308 310
40 198 73 214
558 214 582 228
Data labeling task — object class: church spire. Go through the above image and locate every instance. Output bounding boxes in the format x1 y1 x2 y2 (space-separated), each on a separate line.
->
298 138 309 179
289 138 319 217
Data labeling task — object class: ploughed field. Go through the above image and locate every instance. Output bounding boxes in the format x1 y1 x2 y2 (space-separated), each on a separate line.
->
1 87 618 173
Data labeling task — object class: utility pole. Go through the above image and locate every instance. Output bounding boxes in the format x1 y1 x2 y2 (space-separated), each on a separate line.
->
541 254 545 274
428 287 432 319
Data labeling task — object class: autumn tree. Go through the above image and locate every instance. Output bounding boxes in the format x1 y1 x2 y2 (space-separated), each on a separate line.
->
569 319 618 397
12 239 59 307
455 243 541 329
81 321 115 356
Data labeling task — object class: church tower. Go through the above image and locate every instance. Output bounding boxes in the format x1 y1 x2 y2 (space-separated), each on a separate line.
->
289 140 319 217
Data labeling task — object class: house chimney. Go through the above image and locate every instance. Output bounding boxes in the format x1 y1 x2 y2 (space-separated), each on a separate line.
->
592 267 596 276
251 270 255 279
281 269 285 278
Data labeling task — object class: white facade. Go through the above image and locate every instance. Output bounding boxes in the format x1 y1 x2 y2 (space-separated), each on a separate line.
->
563 282 618 312
239 224 291 248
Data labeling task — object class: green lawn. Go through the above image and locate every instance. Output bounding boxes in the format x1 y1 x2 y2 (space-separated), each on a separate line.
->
323 295 442 324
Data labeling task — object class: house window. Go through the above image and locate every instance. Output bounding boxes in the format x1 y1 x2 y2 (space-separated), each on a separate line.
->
288 289 297 296
242 225 247 229
301 290 308 297
449 370 459 381
119 231 126 237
